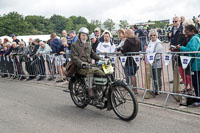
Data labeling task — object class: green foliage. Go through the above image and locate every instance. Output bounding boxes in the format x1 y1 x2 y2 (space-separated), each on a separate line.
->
149 21 168 29
91 19 101 28
103 19 115 31
65 18 74 32
0 12 29 36
119 20 129 29
49 14 68 34
0 12 94 36
25 15 54 35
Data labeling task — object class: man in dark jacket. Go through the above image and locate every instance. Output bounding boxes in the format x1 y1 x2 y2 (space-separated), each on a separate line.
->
89 33 99 53
71 27 104 98
50 33 63 55
121 29 141 94
169 16 185 84
11 34 20 45
169 17 184 47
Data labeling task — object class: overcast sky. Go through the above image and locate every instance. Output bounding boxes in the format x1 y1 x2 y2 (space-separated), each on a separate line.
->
0 0 199 24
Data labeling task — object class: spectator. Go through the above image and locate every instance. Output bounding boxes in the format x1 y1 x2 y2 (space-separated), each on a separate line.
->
121 29 141 94
89 33 99 53
47 35 54 46
0 45 11 78
132 25 146 51
11 34 20 45
37 41 52 55
0 46 7 55
28 38 34 45
61 37 69 54
50 33 65 82
69 30 77 44
0 39 2 50
62 30 72 53
116 29 126 52
195 18 200 32
132 25 145 38
29 38 41 80
145 29 163 96
177 25 200 106
50 33 62 54
96 31 115 54
18 41 30 80
37 41 52 80
3 38 9 47
169 16 184 46
166 24 171 42
4 43 11 56
10 42 19 55
180 16 185 28
169 16 185 86
178 20 195 92
27 38 34 52
30 39 40 56
94 27 104 42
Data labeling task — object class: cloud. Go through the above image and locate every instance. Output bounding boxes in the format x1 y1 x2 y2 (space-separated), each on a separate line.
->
0 0 199 24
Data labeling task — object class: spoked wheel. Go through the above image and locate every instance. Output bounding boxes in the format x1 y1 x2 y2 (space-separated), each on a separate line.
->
111 84 138 121
69 79 88 108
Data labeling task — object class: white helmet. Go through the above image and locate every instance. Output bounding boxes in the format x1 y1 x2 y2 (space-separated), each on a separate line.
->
78 27 89 35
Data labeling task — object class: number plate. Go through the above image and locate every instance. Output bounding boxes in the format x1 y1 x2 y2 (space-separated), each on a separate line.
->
102 64 114 74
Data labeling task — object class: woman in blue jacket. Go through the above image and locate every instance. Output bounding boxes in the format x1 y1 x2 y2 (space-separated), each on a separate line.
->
177 25 200 106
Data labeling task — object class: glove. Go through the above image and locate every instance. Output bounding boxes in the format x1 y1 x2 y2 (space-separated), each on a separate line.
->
81 62 88 69
97 60 102 66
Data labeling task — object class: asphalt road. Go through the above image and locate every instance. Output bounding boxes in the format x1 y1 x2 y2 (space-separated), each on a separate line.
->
0 78 200 133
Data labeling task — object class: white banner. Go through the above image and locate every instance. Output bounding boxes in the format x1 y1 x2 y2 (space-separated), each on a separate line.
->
62 57 66 63
7 56 9 62
146 53 156 65
110 56 116 64
120 56 127 67
180 56 192 69
163 53 172 66
43 54 46 61
49 55 53 63
55 56 59 63
133 56 140 67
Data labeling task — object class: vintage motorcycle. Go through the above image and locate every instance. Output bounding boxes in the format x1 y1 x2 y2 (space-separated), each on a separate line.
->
68 58 138 121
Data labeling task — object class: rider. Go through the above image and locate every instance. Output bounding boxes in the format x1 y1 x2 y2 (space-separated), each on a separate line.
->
71 27 105 97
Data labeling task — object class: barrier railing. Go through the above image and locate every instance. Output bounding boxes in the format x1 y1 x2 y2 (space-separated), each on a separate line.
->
98 51 200 106
1 51 200 107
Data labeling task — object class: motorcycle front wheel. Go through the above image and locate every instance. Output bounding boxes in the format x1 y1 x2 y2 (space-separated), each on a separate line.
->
110 84 138 121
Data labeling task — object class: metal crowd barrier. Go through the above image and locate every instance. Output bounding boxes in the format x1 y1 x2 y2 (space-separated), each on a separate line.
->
1 51 200 107
0 53 69 81
98 51 200 107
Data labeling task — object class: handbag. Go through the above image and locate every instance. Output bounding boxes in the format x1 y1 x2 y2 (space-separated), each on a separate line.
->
65 43 86 76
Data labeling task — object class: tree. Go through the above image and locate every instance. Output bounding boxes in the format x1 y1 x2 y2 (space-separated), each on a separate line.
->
119 20 129 29
65 18 74 32
91 19 101 28
68 16 90 32
103 19 115 31
25 15 54 34
49 14 68 34
0 12 29 36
